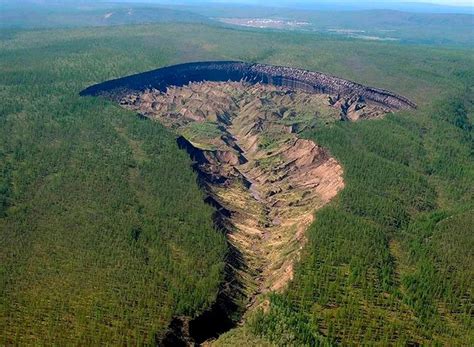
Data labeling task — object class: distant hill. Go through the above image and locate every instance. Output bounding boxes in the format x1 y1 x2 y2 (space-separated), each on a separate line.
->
105 0 474 14
1 2 472 46
192 5 474 46
260 1 474 14
0 3 212 29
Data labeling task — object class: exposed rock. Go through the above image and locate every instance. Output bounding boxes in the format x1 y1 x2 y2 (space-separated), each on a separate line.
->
81 61 416 112
121 82 345 308
80 63 416 344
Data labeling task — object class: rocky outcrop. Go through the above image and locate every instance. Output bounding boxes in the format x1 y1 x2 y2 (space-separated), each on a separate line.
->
80 61 416 111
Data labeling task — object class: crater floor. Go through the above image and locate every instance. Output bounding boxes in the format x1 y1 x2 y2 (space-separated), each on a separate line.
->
120 82 352 306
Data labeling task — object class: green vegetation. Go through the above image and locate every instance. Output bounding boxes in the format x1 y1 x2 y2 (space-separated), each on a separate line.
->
259 132 292 151
181 121 224 149
246 90 473 345
0 26 227 344
190 5 474 46
2 1 473 46
0 2 211 29
0 20 473 345
277 107 339 131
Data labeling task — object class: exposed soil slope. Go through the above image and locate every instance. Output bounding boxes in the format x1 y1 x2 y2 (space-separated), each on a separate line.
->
118 81 404 344
81 61 416 112
121 82 346 301
81 62 415 344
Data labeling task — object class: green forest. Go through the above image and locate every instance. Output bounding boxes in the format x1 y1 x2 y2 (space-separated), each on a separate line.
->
0 19 473 346
241 93 473 345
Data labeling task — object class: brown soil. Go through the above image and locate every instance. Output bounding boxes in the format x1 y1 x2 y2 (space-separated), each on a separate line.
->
118 81 395 343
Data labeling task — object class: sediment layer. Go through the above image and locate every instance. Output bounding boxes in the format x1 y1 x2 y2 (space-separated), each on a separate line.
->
80 61 416 111
121 82 345 298
80 62 416 345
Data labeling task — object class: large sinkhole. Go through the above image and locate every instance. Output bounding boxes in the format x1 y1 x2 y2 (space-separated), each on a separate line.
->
81 61 415 345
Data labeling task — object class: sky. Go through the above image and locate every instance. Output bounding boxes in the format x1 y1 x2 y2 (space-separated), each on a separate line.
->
332 1 473 5
115 0 474 7
3 0 473 9
210 0 474 5
416 1 472 4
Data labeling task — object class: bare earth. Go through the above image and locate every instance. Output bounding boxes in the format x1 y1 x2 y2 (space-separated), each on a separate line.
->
119 81 389 313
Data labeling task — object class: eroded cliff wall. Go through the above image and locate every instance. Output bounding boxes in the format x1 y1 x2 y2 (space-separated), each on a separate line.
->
80 64 416 344
80 61 416 110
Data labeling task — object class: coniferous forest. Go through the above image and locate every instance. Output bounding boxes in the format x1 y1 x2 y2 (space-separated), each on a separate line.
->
0 5 473 345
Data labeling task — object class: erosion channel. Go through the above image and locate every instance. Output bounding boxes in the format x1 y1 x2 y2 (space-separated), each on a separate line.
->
81 61 415 346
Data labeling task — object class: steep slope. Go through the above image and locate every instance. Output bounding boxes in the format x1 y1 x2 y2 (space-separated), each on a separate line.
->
81 62 415 344
117 80 408 344
121 82 344 299
80 61 416 112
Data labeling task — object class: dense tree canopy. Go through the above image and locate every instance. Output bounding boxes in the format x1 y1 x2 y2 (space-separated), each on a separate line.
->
0 23 472 345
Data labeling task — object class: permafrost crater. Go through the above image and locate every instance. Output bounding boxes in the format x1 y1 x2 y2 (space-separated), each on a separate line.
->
81 61 415 345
